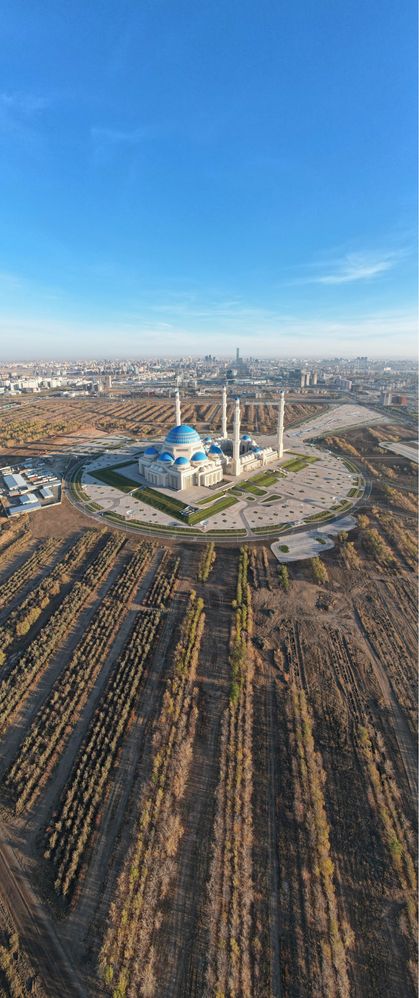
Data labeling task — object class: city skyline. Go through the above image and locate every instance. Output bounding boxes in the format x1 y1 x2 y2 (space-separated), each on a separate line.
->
0 1 417 358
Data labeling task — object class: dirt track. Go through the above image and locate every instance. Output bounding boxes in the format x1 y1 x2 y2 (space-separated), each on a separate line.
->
0 834 85 997
151 548 237 997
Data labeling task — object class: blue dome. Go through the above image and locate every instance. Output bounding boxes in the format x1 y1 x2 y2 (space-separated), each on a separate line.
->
159 451 175 463
252 446 262 453
144 445 158 456
175 456 189 465
165 424 202 446
209 444 222 454
241 434 252 441
191 451 207 463
204 435 212 442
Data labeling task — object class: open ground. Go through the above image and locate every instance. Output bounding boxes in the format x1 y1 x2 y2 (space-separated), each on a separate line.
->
0 403 416 998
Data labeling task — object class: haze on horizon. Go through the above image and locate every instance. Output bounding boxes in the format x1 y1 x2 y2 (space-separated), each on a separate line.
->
0 1 417 360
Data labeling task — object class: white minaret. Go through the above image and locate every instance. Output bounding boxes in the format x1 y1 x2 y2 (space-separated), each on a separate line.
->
221 385 227 438
232 396 241 475
277 391 285 459
175 389 181 426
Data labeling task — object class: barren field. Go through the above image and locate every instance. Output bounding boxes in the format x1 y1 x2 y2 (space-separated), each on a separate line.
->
0 420 416 997
0 395 322 455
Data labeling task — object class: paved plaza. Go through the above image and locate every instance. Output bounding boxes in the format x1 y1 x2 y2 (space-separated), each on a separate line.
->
271 515 357 562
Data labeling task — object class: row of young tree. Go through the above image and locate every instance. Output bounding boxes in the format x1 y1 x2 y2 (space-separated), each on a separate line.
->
197 541 216 581
99 591 205 997
206 546 255 996
142 551 180 607
45 558 180 903
0 533 125 734
372 509 417 569
0 515 27 551
287 678 351 996
0 415 85 447
0 536 61 609
358 724 417 942
355 589 417 732
6 542 154 814
0 529 103 661
0 931 26 998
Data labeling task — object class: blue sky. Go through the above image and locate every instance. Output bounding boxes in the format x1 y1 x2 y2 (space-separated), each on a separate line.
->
0 1 417 359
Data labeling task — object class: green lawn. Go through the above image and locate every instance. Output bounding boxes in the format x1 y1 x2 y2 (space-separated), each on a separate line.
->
102 511 200 535
187 494 237 525
261 493 283 503
132 485 188 519
102 458 136 469
132 486 237 524
233 482 266 496
101 509 246 538
252 524 288 535
247 470 280 487
330 499 353 513
198 488 232 505
207 527 247 536
91 467 140 492
282 455 319 473
305 510 334 522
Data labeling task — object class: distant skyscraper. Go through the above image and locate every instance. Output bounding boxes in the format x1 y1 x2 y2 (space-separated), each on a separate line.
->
236 347 240 363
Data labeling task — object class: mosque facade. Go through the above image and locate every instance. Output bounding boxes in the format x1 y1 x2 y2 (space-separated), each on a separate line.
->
137 387 285 491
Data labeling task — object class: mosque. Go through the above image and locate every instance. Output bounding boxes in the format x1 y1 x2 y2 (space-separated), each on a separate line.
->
137 387 286 491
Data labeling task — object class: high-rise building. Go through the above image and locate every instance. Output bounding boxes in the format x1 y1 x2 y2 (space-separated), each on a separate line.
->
236 347 240 363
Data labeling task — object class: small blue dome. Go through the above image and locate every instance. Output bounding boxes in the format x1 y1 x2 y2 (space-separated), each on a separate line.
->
175 456 189 465
191 451 207 463
209 444 222 454
165 424 202 446
144 445 158 456
159 451 175 463
204 435 212 442
253 446 262 453
241 434 251 441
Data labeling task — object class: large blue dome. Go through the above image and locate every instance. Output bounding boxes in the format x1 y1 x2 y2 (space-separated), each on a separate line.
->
174 456 189 465
209 444 223 454
144 445 159 456
165 424 202 446
191 451 207 463
159 451 175 463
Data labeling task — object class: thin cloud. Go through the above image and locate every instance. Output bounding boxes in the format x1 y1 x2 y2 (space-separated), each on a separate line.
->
91 122 171 149
0 92 49 114
315 252 397 285
287 249 406 287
